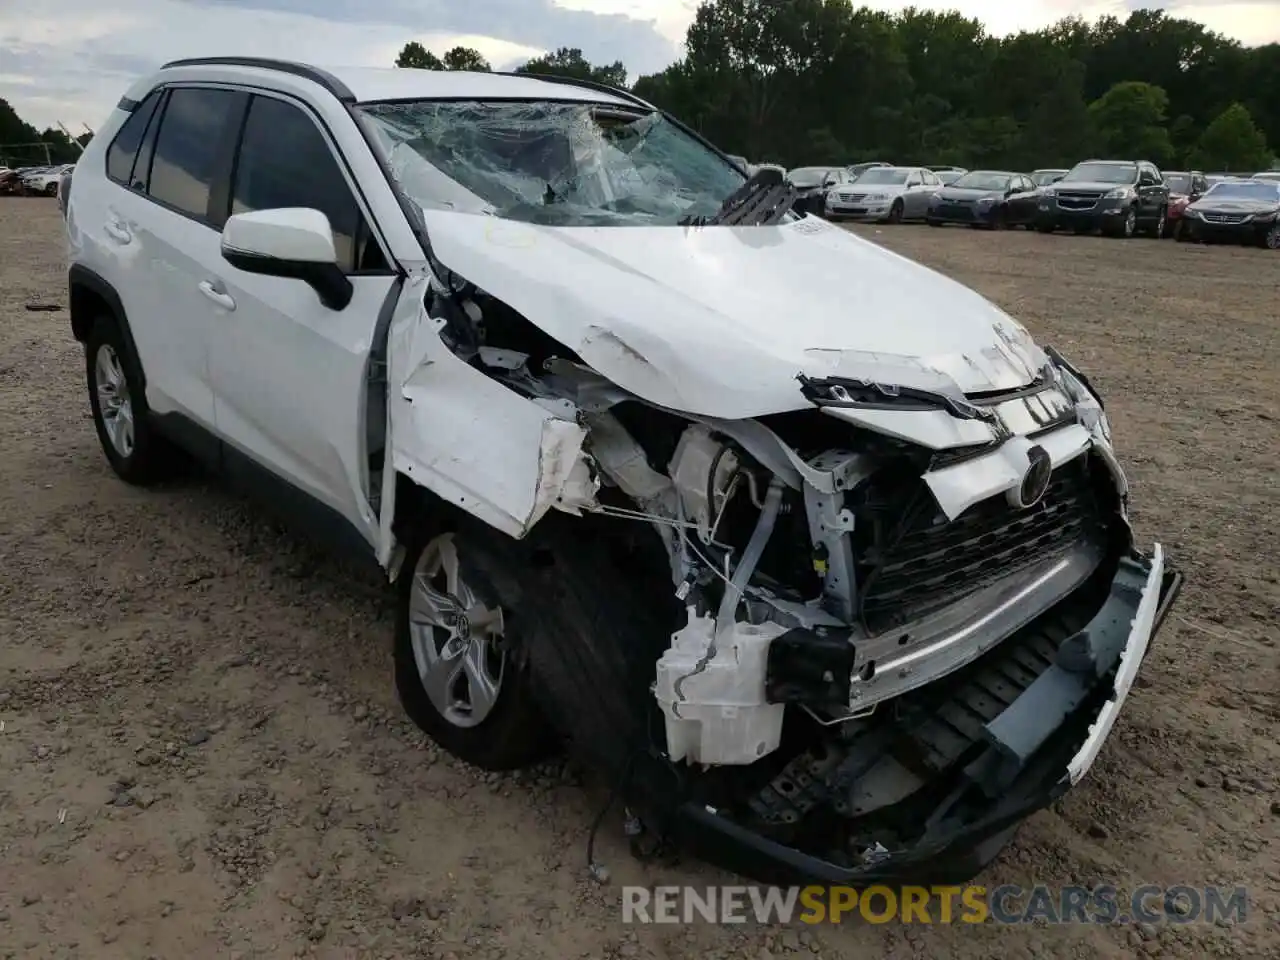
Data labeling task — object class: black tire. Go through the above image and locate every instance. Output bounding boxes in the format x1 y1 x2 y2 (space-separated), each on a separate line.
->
1150 206 1167 239
45 182 58 197
887 199 904 224
394 520 555 771
1111 206 1138 238
1174 219 1187 242
989 207 1007 230
1035 221 1055 234
1261 222 1280 250
85 315 178 485
926 218 942 227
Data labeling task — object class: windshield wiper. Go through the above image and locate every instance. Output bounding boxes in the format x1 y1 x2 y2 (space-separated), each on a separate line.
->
679 166 797 227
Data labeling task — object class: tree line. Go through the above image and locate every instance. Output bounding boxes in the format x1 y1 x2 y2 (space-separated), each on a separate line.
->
4 2 1276 173
397 2 1279 173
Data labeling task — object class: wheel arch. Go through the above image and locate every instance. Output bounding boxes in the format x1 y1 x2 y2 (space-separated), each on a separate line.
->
68 265 147 390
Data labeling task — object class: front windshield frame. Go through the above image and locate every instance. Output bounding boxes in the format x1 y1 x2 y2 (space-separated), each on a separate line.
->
1202 181 1280 202
1063 162 1138 184
854 167 910 185
354 97 750 230
951 171 1013 191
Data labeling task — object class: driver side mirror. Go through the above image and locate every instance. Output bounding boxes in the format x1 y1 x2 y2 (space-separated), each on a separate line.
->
221 208 353 311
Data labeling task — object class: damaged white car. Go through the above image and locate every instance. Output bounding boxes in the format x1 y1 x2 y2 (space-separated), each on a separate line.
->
65 58 1181 883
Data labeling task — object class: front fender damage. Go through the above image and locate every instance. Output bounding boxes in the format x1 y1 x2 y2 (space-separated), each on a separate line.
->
384 279 598 548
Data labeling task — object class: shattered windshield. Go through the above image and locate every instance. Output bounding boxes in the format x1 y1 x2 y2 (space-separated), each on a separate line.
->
356 99 747 227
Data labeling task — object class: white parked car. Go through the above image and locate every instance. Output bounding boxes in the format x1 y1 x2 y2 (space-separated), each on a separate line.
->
22 162 74 196
65 57 1180 884
825 165 943 222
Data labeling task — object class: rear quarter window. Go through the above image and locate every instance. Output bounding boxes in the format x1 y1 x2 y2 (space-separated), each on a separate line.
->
105 91 162 187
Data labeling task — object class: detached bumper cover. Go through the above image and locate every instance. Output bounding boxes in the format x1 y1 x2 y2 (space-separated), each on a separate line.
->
668 546 1182 885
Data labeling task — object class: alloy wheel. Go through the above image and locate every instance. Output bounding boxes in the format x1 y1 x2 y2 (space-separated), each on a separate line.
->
1124 209 1137 237
94 343 135 458
1267 224 1280 250
407 534 506 729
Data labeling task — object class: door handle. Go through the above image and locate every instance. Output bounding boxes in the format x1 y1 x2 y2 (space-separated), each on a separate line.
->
198 280 236 311
104 220 131 243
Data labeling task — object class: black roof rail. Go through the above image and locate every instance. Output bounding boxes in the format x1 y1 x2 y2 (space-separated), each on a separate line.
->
159 57 355 103
492 70 652 110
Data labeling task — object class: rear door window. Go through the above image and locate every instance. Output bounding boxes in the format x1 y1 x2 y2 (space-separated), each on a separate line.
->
148 87 242 222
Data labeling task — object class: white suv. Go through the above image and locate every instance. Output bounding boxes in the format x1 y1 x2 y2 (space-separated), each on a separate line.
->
66 57 1180 884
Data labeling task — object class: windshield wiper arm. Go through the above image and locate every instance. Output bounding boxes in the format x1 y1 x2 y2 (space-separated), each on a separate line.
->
680 166 797 227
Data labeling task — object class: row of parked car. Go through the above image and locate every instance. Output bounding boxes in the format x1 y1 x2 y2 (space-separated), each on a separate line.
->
785 160 1280 249
0 162 76 196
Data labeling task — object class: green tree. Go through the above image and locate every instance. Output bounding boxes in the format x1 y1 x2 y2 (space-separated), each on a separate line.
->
395 42 444 70
1188 102 1273 172
515 47 626 88
1088 80 1173 164
442 46 491 72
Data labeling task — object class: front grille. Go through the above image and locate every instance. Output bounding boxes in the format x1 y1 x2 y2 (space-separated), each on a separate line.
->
1201 212 1248 224
857 457 1103 633
936 203 975 221
1057 192 1102 211
837 191 866 202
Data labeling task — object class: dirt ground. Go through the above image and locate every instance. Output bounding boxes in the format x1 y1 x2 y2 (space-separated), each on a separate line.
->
1 199 1276 960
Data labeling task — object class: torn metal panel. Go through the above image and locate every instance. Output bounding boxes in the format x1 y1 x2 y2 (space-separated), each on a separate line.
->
387 298 594 539
414 208 1049 421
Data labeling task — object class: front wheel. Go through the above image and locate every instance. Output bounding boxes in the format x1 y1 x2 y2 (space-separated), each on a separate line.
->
1174 219 1187 242
887 199 904 224
1115 207 1138 238
926 218 942 227
1150 207 1167 239
394 527 554 771
86 317 178 485
1035 221 1055 234
1261 222 1280 250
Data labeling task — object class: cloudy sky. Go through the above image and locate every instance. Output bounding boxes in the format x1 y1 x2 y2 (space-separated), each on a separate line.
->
2 0 1278 131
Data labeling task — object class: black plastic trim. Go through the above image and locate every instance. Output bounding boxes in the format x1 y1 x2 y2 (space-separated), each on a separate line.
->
150 411 379 564
67 265 145 390
160 57 356 103
222 248 354 311
116 96 140 113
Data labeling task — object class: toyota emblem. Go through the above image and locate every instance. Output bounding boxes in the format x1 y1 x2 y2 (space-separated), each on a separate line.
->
1010 445 1053 509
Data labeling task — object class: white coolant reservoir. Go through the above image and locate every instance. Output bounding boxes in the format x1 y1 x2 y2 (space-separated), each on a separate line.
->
653 609 788 766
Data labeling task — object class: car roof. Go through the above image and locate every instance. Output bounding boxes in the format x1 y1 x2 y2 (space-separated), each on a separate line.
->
146 57 641 109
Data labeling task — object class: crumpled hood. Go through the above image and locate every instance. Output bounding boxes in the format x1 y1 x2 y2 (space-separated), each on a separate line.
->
418 211 1046 420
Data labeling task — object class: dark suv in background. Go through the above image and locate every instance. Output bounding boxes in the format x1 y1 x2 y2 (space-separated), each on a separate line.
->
1035 160 1170 238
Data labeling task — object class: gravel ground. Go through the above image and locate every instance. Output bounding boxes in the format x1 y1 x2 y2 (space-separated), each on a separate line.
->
1 199 1277 960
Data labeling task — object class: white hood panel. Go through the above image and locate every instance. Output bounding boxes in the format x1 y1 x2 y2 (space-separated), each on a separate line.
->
419 211 1047 420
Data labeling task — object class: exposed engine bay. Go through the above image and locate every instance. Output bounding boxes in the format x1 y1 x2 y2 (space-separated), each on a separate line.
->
404 261 1168 870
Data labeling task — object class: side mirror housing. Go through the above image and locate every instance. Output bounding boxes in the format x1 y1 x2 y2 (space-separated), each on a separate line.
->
221 208 353 311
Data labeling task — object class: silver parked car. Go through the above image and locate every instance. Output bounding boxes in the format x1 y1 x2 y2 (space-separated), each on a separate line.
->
825 165 942 222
